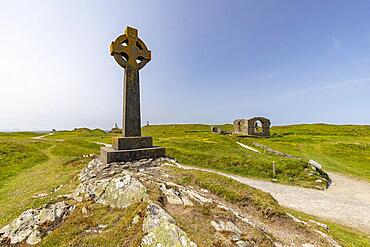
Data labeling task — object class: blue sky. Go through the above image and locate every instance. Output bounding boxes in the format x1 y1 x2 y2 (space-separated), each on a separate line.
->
1 0 370 130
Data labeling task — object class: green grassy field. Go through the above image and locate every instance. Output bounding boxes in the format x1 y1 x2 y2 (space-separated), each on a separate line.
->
0 130 101 226
236 124 370 182
141 124 322 187
0 124 369 245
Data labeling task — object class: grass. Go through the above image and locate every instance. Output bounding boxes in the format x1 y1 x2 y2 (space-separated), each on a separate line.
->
163 166 285 219
2 123 367 225
0 141 48 184
286 208 370 247
236 124 370 182
142 124 321 188
42 201 146 246
0 124 369 245
0 130 101 226
165 166 370 246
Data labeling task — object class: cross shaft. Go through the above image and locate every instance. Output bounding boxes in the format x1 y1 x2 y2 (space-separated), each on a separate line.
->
110 26 151 137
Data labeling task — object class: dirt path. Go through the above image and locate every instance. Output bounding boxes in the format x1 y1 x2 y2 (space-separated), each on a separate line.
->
175 164 370 234
32 132 54 140
77 140 370 233
32 132 64 142
91 142 112 147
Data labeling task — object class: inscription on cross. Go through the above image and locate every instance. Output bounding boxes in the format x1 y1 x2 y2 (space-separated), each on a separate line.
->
110 26 151 137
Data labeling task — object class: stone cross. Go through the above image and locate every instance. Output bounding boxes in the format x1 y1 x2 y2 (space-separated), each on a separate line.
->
110 26 151 137
101 26 165 163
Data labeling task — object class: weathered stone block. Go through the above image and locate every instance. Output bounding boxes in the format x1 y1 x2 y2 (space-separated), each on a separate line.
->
112 136 153 150
100 146 166 163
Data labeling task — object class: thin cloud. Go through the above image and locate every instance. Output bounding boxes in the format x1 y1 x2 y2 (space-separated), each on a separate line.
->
280 78 370 98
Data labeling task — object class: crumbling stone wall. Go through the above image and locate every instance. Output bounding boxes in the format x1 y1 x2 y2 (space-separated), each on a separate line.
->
233 117 271 138
233 119 248 133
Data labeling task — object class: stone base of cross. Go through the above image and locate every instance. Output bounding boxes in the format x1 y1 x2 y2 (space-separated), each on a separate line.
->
100 26 165 163
101 136 166 163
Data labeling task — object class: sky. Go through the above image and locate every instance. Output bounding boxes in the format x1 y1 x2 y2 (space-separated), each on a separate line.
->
0 0 370 131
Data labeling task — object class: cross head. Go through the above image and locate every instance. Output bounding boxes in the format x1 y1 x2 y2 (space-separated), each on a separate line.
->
110 26 151 70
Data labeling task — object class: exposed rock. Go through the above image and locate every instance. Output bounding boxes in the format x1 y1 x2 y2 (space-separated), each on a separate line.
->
0 201 74 245
184 189 213 204
141 203 197 247
52 184 63 193
32 193 48 198
287 213 341 247
97 175 147 208
26 230 41 245
131 214 140 225
253 142 297 158
74 173 147 209
309 220 329 231
159 183 194 206
236 240 252 247
85 224 107 235
309 159 322 170
0 157 344 246
211 220 242 235
302 244 315 247
73 159 148 209
211 220 244 243
81 207 88 214
160 184 183 205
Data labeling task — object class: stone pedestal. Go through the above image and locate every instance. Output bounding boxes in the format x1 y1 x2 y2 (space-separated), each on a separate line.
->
100 145 166 163
112 136 153 150
101 136 166 163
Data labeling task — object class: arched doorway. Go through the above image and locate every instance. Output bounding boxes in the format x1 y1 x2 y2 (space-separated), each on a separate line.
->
254 120 263 133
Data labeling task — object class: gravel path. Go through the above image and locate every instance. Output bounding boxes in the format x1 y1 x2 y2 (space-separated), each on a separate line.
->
176 164 370 234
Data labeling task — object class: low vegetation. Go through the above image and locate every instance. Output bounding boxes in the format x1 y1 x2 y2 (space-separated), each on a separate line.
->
165 166 370 247
41 201 146 246
143 124 321 187
0 141 48 184
0 123 369 245
164 166 285 219
286 208 370 247
236 124 370 182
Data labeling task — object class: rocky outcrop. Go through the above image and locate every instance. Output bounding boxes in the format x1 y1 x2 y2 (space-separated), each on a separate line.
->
73 158 148 208
141 203 197 247
1 157 343 246
0 202 74 245
74 173 147 209
159 182 212 206
211 220 253 247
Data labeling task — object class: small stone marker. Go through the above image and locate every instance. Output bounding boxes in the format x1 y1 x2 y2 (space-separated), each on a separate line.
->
100 26 166 163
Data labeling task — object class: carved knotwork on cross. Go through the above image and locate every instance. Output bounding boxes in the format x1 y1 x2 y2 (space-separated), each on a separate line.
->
110 26 151 137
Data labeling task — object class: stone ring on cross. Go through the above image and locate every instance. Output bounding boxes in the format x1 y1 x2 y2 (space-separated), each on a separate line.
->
110 26 151 70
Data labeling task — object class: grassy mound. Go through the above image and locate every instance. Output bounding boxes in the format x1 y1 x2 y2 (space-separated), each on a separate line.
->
0 141 48 184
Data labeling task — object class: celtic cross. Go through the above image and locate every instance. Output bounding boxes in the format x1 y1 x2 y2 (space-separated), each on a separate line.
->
110 26 151 137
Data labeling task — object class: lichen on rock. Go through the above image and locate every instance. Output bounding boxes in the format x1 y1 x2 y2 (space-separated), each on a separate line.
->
141 203 197 247
0 201 74 245
73 159 148 209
